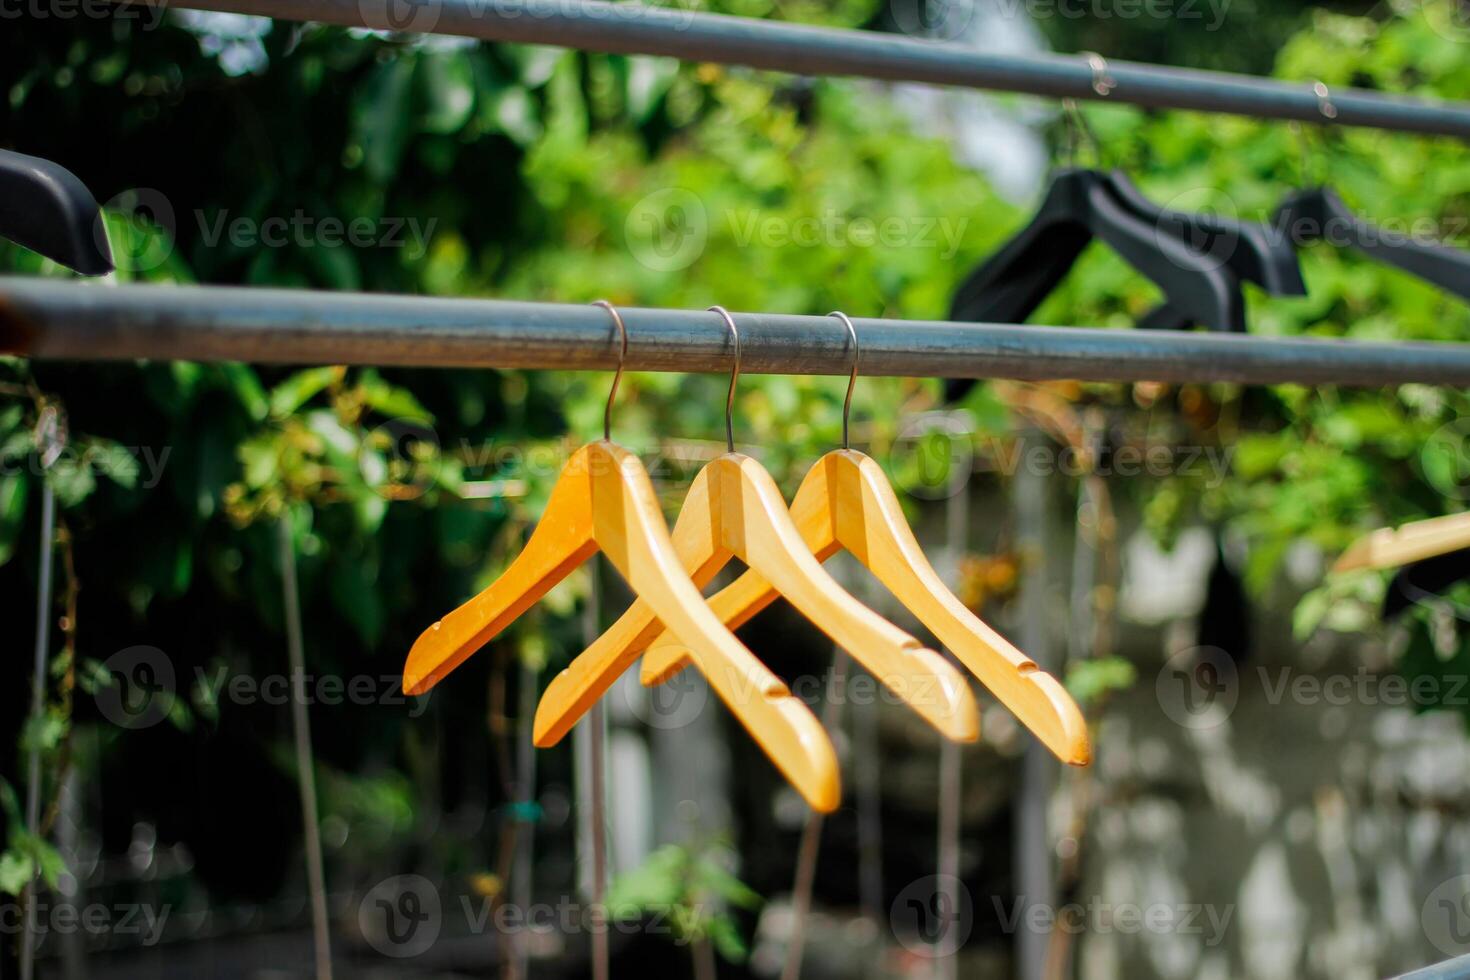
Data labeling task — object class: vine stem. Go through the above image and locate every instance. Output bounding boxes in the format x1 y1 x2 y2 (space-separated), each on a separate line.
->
581 560 609 980
936 473 969 980
278 515 333 980
20 480 56 980
780 650 849 980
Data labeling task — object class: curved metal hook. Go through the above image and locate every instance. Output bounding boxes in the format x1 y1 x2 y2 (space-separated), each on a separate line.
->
828 311 859 450
709 305 740 453
592 300 627 442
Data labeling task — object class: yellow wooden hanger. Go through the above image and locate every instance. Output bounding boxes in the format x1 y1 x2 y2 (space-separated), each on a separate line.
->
403 302 840 812
533 307 981 751
1333 510 1470 573
641 312 1091 765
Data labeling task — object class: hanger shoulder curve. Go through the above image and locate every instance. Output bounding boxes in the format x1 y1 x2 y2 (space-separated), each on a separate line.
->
567 451 978 742
535 442 842 811
711 455 979 743
403 445 598 695
644 450 1090 764
533 457 730 746
639 457 843 686
824 450 1090 764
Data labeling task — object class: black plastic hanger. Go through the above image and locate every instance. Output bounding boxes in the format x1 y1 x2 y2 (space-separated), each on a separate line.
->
0 149 114 276
1106 171 1306 298
1383 546 1470 620
1111 171 1307 333
1273 186 1470 302
951 168 1246 330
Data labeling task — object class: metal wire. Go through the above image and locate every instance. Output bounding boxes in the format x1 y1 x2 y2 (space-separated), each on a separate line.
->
150 0 1470 139
20 474 56 980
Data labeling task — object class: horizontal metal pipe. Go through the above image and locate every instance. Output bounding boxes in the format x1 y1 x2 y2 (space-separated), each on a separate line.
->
142 0 1470 139
5 278 1470 386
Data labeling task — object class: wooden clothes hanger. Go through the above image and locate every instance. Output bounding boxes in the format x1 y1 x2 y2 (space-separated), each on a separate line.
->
532 307 981 752
402 302 840 812
642 312 1091 766
1333 511 1470 573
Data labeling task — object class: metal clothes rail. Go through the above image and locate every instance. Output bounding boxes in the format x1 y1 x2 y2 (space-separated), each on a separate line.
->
147 0 1470 139
5 278 1470 386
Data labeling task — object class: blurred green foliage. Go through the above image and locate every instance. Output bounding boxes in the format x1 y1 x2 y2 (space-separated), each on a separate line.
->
604 841 762 964
2 0 1470 947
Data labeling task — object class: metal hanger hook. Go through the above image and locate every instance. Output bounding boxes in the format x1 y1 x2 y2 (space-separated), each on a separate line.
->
1291 80 1336 187
592 300 627 442
1060 98 1103 170
828 311 859 450
709 305 740 453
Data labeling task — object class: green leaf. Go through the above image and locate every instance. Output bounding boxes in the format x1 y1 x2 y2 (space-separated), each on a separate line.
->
355 55 416 183
0 851 34 896
270 367 341 418
21 711 68 755
46 456 95 507
706 915 750 963
88 438 141 489
417 51 476 134
0 473 28 566
218 363 270 422
1065 657 1138 705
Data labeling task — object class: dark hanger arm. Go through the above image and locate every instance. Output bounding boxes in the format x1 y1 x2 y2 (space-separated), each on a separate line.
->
0 150 114 276
1275 186 1470 302
952 170 1245 332
1083 175 1246 332
1106 170 1306 297
1383 546 1470 620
